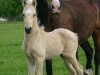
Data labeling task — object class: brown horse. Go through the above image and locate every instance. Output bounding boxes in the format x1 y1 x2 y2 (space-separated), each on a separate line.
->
37 0 100 75
36 0 100 75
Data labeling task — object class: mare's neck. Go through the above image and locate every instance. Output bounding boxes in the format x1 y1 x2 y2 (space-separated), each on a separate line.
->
37 0 49 25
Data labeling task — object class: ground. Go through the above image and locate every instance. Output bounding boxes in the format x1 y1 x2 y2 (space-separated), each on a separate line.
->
0 22 95 75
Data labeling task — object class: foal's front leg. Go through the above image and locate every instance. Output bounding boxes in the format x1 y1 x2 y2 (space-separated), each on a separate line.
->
28 59 35 75
36 56 44 75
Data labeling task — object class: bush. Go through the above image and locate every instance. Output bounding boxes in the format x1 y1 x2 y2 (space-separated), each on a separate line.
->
0 0 23 18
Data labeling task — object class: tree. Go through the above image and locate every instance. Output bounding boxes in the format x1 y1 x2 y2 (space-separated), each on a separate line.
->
0 0 23 18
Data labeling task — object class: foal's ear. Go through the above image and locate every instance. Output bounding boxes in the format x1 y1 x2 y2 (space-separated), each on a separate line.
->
22 0 26 6
32 0 37 7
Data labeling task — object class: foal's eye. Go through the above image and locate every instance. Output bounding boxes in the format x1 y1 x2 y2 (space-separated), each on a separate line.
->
33 14 36 17
22 14 25 17
33 2 35 6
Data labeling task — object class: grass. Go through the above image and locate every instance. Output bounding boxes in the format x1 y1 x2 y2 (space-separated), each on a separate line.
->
0 22 95 75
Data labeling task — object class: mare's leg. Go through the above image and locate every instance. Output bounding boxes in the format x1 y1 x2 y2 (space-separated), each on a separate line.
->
80 41 93 75
92 29 100 75
36 56 44 75
46 60 52 75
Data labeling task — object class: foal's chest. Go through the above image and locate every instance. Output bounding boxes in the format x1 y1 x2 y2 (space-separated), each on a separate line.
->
25 37 46 57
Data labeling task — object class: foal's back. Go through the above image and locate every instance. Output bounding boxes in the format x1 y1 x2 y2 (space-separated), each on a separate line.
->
45 28 78 59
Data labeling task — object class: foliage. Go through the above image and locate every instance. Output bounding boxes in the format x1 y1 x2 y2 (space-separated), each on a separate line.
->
0 0 23 18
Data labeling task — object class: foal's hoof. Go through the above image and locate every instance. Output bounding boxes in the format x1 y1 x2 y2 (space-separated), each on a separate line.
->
84 69 93 75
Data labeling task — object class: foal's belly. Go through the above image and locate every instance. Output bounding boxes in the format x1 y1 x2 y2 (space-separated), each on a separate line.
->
45 44 64 59
45 34 64 59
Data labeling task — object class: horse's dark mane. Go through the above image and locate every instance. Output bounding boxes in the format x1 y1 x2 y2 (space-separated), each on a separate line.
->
36 0 49 26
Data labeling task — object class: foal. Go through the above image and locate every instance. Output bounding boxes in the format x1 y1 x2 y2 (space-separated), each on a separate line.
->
22 1 84 75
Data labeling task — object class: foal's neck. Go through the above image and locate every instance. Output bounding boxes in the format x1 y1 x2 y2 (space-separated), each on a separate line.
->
31 16 40 31
26 17 43 37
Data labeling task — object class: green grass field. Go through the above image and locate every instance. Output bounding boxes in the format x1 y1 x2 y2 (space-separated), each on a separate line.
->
0 22 95 75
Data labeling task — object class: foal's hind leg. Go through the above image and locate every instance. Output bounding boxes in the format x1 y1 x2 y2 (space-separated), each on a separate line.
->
61 55 77 75
92 29 100 75
80 41 93 75
63 54 83 75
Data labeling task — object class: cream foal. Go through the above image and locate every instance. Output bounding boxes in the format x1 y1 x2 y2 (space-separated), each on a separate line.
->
22 0 84 75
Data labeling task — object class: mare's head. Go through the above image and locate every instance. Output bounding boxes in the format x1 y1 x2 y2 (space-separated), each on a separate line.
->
22 0 37 34
45 0 61 13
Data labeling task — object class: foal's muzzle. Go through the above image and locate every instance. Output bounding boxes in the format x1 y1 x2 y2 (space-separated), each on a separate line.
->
25 27 32 34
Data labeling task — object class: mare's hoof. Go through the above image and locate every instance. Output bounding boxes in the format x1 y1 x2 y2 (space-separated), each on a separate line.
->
84 69 93 75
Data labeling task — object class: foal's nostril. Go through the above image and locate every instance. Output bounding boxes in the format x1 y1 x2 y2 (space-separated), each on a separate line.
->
52 4 55 9
25 27 32 34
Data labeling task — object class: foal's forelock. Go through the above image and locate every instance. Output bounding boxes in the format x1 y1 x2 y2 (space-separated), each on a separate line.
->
23 8 33 15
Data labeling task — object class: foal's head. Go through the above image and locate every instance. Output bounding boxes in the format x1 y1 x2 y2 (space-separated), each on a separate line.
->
22 0 37 34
